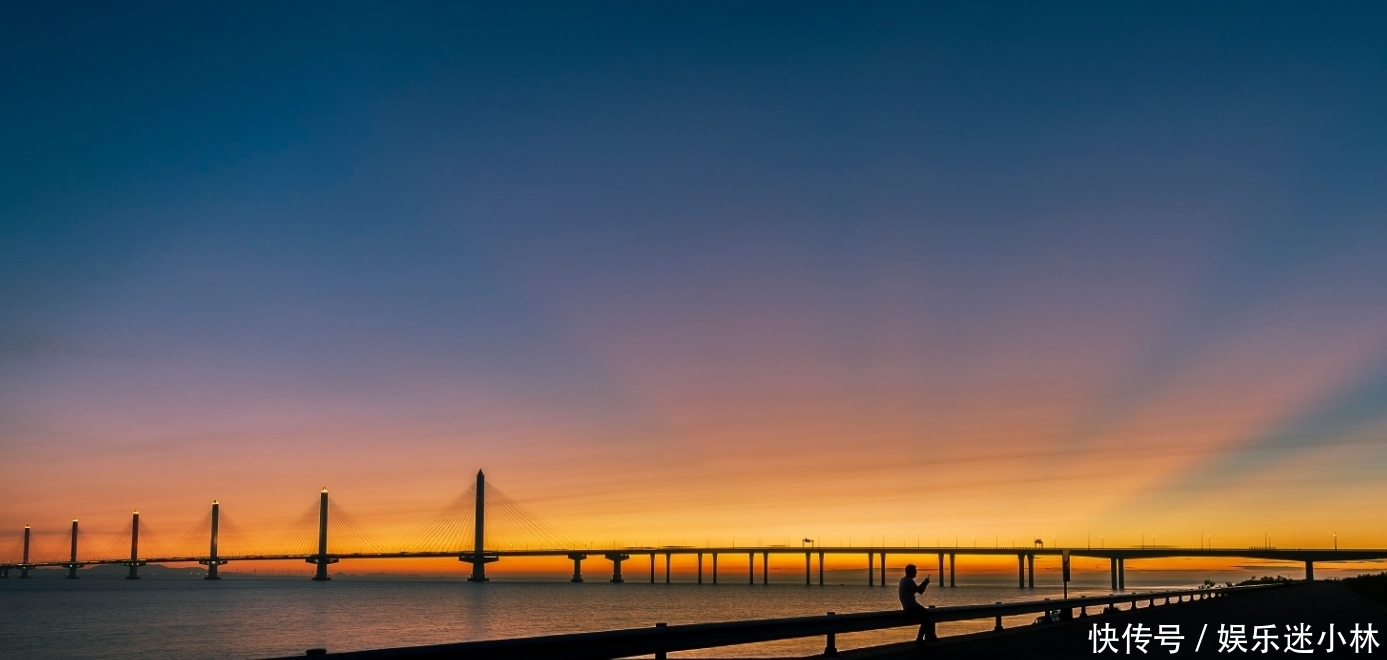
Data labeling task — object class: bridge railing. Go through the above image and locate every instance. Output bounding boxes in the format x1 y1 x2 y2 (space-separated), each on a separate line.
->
271 582 1289 659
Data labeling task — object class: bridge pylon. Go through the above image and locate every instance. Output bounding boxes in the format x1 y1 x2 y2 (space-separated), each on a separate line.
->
200 501 228 579
123 511 146 579
19 525 32 578
62 519 83 579
460 470 497 581
307 489 338 580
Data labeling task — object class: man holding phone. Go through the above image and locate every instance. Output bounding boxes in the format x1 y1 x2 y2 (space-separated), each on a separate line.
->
898 564 933 643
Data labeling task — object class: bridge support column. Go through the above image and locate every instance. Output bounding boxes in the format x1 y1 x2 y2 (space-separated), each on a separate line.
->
712 553 718 584
697 552 703 584
805 552 811 585
650 553 655 583
19 525 31 579
1117 558 1125 590
568 553 586 582
308 489 338 581
604 553 629 583
880 552 886 586
0 567 6 578
819 551 824 585
1027 553 1034 588
1305 560 1314 581
466 472 487 582
201 501 225 580
1110 558 1117 590
749 552 754 584
666 553 671 583
938 553 944 585
763 552 769 584
1019 554 1025 588
64 519 81 579
949 553 956 587
868 552 874 586
124 511 145 580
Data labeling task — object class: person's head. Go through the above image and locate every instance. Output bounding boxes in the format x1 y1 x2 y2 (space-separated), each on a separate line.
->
904 564 917 578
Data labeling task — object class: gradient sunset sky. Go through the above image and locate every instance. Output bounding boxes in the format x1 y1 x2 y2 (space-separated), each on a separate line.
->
3 2 1387 566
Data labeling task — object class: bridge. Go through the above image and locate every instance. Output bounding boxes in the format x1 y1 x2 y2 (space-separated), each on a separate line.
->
2 471 1383 589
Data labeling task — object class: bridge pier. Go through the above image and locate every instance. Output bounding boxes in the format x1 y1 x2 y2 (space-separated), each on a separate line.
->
1018 554 1025 588
1110 558 1117 590
650 553 655 583
867 552 874 586
604 553 629 583
666 553 671 583
938 553 944 585
568 553 587 582
1305 560 1314 582
1118 558 1125 590
749 552 754 584
880 552 886 586
63 519 81 579
949 553 955 587
1027 553 1034 588
818 551 824 585
804 552 810 585
713 553 718 584
763 552 769 584
697 552 703 584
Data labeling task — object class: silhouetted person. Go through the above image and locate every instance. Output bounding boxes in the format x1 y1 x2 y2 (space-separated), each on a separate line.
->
898 563 932 643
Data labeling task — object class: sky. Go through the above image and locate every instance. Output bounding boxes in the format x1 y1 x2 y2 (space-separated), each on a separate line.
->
2 2 1387 572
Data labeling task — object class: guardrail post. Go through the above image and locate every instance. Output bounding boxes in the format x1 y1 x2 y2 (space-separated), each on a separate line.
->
1080 595 1088 617
994 602 1003 631
925 605 938 641
655 622 667 660
824 612 838 656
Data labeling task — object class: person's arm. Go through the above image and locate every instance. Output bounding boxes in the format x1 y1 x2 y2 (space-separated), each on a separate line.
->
916 576 930 593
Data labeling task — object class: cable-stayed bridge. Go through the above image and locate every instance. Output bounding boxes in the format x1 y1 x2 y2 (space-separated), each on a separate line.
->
2 471 1383 589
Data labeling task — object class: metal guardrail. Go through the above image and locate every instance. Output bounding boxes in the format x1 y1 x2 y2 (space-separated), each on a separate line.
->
270 582 1290 659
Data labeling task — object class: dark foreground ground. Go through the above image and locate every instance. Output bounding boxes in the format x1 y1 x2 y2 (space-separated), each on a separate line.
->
814 582 1386 659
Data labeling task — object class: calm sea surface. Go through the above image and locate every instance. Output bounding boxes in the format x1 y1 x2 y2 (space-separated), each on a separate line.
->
0 570 1276 658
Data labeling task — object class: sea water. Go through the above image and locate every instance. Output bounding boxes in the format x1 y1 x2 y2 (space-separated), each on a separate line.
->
0 569 1292 658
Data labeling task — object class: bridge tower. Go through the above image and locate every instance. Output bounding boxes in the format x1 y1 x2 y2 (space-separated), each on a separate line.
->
461 470 497 581
201 501 227 579
63 519 82 579
308 489 337 580
19 525 32 578
124 511 146 579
